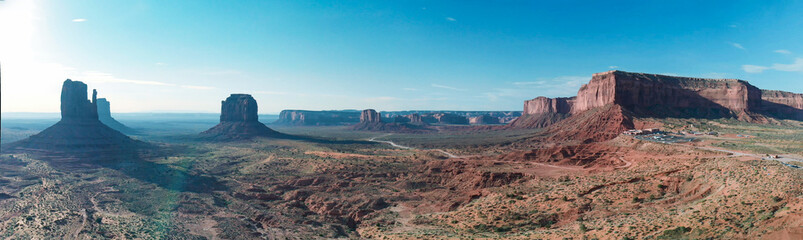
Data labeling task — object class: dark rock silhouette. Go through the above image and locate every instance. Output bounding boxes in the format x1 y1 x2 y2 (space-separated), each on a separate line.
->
201 94 282 140
60 79 98 120
4 79 142 156
96 98 136 134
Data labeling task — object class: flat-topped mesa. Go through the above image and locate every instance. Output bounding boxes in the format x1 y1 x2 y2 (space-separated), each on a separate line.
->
220 94 259 122
511 70 802 139
360 109 382 123
60 79 98 120
575 70 762 115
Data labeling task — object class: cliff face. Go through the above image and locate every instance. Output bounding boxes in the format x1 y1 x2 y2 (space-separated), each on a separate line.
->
513 71 801 130
572 71 763 115
523 97 575 115
202 94 281 140
352 109 432 132
220 94 259 122
762 90 803 109
408 113 424 124
511 71 802 141
60 79 98 120
360 109 382 123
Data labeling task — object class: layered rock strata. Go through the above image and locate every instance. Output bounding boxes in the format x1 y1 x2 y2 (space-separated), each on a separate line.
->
511 70 802 129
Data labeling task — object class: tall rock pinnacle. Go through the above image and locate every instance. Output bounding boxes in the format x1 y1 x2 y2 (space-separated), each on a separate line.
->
60 79 98 120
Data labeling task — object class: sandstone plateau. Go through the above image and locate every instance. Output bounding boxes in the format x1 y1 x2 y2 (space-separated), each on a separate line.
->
512 70 803 131
201 94 282 140
5 79 141 155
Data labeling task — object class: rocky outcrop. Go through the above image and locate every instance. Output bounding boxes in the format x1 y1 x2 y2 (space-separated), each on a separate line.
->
760 90 803 120
429 113 469 125
512 71 802 131
96 98 136 134
5 79 142 155
274 110 361 126
762 90 803 109
60 79 98 120
469 115 500 125
511 97 575 128
360 109 381 123
220 94 259 122
523 96 574 115
201 94 282 140
407 113 424 124
351 109 432 133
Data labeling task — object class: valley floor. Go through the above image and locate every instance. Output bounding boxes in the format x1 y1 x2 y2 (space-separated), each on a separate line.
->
0 119 801 239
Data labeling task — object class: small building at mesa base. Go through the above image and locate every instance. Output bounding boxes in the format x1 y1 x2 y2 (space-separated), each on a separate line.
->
623 128 660 135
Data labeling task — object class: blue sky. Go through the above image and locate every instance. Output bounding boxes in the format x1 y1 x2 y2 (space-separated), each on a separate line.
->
1 0 802 113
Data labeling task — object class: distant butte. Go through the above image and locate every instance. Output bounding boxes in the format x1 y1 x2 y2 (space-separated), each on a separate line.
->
200 94 283 140
4 79 143 157
97 98 136 134
351 109 433 133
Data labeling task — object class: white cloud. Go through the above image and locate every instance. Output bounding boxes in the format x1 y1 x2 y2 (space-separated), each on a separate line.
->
512 81 546 86
730 43 745 50
770 58 803 72
365 96 397 101
774 49 792 54
742 58 803 73
483 76 587 102
72 18 86 22
78 71 174 86
255 91 291 95
431 83 464 91
181 85 214 90
608 66 618 69
446 17 456 22
742 65 769 73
